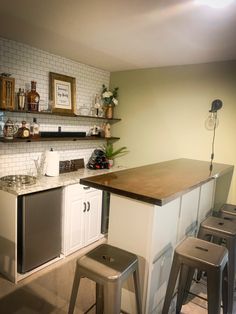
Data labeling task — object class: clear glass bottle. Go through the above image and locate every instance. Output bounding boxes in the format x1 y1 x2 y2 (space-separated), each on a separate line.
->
30 117 40 138
27 81 40 111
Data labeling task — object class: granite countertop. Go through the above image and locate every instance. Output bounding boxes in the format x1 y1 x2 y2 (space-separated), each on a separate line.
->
80 158 234 206
0 166 126 196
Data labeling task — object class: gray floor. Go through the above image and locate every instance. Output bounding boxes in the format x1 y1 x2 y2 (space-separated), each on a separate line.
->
0 242 232 313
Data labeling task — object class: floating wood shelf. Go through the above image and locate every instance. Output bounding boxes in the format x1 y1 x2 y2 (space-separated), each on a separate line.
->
0 136 120 143
0 109 121 123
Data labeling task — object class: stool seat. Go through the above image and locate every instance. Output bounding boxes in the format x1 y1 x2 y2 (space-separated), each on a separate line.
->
175 236 228 270
220 204 236 220
162 237 228 314
200 216 236 237
68 244 142 314
198 215 236 314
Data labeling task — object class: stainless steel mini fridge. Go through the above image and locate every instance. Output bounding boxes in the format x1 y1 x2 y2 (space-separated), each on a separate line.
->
17 188 62 274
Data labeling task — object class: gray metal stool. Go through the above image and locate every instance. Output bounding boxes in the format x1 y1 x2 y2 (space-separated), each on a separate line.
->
198 215 236 314
68 243 142 314
162 237 228 314
219 203 236 221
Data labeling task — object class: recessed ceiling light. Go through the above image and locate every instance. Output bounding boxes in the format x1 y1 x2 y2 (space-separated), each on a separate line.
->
195 0 234 8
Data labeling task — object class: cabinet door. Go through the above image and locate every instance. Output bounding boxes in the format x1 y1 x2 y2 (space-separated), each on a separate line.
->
85 190 102 245
148 245 173 314
177 187 200 242
198 179 215 225
63 185 85 255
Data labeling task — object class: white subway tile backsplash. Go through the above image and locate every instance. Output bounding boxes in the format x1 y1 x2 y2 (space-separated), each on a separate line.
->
0 37 110 177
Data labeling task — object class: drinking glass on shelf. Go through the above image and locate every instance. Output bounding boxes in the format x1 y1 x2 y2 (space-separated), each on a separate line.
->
78 104 90 116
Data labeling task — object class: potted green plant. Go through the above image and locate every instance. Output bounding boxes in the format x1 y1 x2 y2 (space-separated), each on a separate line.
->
101 143 128 167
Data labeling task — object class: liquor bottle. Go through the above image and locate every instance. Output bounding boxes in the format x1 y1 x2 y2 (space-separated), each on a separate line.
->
17 121 30 138
27 81 40 111
30 117 40 138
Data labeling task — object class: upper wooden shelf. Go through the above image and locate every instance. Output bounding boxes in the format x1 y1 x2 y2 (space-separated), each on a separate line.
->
0 109 122 123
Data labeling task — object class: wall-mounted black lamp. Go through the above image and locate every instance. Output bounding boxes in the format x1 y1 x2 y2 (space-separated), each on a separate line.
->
206 99 223 172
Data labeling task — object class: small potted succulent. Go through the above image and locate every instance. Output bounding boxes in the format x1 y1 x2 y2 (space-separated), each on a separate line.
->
101 143 128 167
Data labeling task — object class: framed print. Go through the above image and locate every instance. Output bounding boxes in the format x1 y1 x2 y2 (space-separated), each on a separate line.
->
49 72 76 114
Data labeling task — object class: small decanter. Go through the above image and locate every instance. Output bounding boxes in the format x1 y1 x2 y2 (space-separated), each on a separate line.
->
17 121 30 138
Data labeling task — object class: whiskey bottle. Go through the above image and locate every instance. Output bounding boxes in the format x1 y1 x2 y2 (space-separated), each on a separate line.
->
17 121 30 138
30 117 40 138
27 81 40 111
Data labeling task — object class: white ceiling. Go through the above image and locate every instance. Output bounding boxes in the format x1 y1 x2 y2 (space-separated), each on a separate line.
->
0 0 236 71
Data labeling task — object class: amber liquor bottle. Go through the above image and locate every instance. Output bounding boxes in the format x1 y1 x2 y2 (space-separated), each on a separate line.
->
17 121 30 138
27 81 40 111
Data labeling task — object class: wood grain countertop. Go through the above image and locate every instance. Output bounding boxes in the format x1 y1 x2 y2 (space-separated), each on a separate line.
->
80 158 234 206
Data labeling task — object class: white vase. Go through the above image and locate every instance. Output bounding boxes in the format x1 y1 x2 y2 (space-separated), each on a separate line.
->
108 159 114 167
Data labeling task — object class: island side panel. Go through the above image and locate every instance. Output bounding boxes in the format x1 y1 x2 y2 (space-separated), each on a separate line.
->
147 198 180 314
0 190 17 282
108 194 181 314
108 194 155 313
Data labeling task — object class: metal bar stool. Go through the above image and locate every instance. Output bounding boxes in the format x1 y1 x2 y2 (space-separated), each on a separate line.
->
219 203 236 221
68 243 142 314
162 237 228 314
198 215 236 314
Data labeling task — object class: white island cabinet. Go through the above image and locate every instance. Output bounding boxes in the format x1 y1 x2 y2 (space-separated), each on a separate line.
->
62 184 102 256
80 159 234 314
108 180 215 314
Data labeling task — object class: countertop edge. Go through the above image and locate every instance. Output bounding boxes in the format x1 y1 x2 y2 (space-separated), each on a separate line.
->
0 166 126 196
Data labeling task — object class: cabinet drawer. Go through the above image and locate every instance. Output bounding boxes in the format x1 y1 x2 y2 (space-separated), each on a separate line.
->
66 183 97 196
80 184 97 193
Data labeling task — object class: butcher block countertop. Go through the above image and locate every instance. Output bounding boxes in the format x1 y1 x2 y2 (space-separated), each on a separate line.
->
80 158 234 206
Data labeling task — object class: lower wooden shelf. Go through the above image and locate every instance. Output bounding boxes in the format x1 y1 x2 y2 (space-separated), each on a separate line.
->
0 136 120 143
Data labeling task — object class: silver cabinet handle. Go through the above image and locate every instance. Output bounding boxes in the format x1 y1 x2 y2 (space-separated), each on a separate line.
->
87 201 90 212
83 202 86 212
83 186 90 190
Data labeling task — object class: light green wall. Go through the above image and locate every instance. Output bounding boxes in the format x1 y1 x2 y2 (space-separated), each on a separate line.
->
110 61 236 203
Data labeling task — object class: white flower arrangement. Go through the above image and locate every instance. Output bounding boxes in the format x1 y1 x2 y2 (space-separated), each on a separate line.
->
102 84 119 106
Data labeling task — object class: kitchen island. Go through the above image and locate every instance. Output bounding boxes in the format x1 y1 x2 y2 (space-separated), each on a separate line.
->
80 158 234 314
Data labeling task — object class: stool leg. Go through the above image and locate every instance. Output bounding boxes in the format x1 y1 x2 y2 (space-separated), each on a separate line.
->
103 281 121 314
197 226 208 242
133 268 142 314
162 253 181 314
222 264 228 314
207 270 222 314
226 238 236 314
96 283 104 314
68 265 82 314
177 265 195 308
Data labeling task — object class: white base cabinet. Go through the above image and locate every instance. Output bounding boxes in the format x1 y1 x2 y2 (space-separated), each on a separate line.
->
62 184 102 256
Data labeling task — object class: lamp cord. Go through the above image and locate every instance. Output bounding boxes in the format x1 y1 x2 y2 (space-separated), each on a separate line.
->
209 112 217 172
